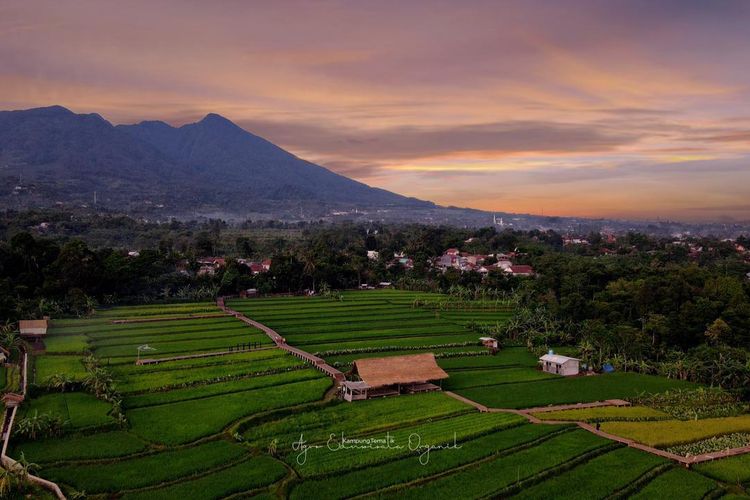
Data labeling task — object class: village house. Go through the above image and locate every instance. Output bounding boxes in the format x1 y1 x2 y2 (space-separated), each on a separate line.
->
495 259 513 271
507 265 535 277
340 353 449 401
539 352 580 376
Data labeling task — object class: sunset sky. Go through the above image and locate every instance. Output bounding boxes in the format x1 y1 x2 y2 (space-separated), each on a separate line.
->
2 0 750 221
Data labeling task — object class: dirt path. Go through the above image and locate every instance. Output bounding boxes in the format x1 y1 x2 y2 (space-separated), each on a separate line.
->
218 297 345 383
444 391 750 467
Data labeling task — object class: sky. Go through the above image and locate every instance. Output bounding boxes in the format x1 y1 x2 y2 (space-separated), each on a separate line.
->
2 0 750 222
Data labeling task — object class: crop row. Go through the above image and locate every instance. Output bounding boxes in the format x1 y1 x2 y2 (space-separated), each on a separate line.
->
93 332 270 359
244 392 470 448
90 326 254 347
124 369 323 408
601 414 750 448
511 446 665 500
289 412 526 477
43 439 248 493
532 405 669 423
11 430 150 464
111 349 289 376
119 456 287 500
127 377 332 445
290 427 588 499
116 353 303 393
443 367 557 390
455 372 696 409
50 316 236 335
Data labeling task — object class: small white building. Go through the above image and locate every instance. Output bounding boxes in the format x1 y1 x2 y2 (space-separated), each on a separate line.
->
539 353 580 376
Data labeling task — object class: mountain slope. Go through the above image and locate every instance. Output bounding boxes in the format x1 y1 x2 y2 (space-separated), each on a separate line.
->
0 106 431 215
118 113 424 205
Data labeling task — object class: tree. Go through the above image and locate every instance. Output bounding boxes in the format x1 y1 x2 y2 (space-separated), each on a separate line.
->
0 326 27 363
46 373 73 392
705 318 731 346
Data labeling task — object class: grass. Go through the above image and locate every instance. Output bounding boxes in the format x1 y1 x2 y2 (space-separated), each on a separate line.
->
34 355 87 383
21 392 113 429
11 431 149 463
456 372 696 409
512 446 666 500
120 456 287 500
127 377 332 445
532 405 670 422
601 414 750 448
631 467 719 500
45 440 248 493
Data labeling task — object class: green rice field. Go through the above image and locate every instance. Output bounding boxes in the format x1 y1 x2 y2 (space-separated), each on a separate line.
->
6 291 746 498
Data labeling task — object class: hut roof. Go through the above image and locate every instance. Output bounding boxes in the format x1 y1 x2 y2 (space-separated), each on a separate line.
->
352 353 449 388
539 354 579 364
18 319 48 335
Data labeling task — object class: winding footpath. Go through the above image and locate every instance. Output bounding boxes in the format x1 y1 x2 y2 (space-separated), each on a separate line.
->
445 391 750 467
217 297 345 383
218 296 750 469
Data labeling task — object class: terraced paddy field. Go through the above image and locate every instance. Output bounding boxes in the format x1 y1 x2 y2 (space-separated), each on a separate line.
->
6 293 748 498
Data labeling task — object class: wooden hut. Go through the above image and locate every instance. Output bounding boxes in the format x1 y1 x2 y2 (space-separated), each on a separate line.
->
18 319 48 337
18 319 48 351
341 353 449 401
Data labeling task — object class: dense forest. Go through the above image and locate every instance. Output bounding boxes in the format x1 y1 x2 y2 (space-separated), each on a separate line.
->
2 209 749 395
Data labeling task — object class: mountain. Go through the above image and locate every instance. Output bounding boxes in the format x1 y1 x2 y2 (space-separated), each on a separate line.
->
0 106 432 216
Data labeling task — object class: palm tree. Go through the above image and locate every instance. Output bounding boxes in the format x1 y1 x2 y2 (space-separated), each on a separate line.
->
46 373 73 392
0 327 27 363
15 452 39 482
83 367 114 398
0 466 16 497
300 251 317 292
14 411 48 440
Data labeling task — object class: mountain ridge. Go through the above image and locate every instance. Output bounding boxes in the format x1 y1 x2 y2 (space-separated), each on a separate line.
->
0 105 432 215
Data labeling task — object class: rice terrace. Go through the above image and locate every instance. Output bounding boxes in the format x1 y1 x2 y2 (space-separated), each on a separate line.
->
1 289 748 499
